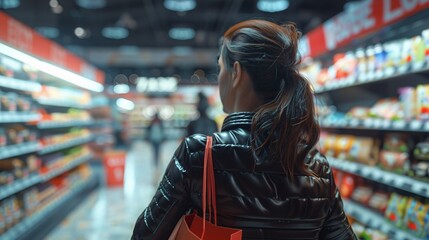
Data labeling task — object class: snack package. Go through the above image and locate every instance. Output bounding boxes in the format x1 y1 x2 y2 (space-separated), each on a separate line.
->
398 87 417 120
368 98 402 120
346 107 370 119
422 28 429 63
368 192 389 213
385 193 408 227
383 134 411 152
351 186 373 205
339 174 355 199
403 198 429 238
414 141 429 161
349 137 379 165
411 36 426 65
379 150 410 173
416 84 429 120
334 135 355 160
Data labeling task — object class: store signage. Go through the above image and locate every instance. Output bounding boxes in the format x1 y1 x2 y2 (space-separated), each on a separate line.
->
0 12 105 84
302 0 429 58
136 77 178 93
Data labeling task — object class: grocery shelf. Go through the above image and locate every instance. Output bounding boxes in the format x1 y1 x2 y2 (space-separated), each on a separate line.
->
39 135 93 155
0 174 40 200
37 120 94 129
37 99 91 109
315 61 429 94
328 157 429 198
0 154 93 200
0 75 42 92
319 117 429 133
0 175 99 240
0 142 40 160
0 112 40 123
41 154 93 181
343 199 417 240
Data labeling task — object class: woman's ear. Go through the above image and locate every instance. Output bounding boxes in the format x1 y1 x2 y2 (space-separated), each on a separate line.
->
232 61 242 88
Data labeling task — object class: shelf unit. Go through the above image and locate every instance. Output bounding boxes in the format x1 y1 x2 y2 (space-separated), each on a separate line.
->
343 199 417 240
0 175 99 240
328 157 429 198
0 154 93 200
315 62 429 94
37 120 94 129
37 99 91 109
0 112 40 123
0 142 40 160
0 76 42 93
38 135 93 155
319 117 429 132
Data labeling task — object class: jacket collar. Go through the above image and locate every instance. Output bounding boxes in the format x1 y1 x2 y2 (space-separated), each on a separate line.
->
221 112 254 131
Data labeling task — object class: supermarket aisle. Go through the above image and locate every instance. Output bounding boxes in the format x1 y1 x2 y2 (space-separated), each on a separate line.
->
45 140 181 240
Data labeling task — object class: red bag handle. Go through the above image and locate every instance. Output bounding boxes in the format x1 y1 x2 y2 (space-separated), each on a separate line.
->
202 136 217 238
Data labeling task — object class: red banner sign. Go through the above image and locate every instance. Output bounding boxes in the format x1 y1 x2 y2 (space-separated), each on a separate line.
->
302 0 429 59
0 11 105 84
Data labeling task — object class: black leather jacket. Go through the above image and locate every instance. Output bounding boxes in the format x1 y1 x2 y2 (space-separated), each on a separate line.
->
132 112 357 240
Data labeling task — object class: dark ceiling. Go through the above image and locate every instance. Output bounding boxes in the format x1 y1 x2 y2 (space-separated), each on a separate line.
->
2 0 358 85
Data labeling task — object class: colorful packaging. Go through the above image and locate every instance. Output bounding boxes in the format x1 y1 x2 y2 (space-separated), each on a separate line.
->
416 84 429 120
398 87 417 120
385 193 408 227
403 198 429 238
422 28 429 63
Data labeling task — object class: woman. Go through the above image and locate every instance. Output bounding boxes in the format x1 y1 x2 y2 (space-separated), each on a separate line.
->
132 20 356 240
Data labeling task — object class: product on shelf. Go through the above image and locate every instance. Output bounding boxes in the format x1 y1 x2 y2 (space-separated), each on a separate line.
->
416 84 429 120
346 107 370 119
423 28 429 63
398 87 417 120
351 186 373 205
39 108 92 122
385 193 408 227
367 192 389 214
351 222 388 240
339 174 356 199
403 198 429 238
379 134 411 173
320 133 378 165
368 98 402 120
41 128 90 147
20 187 39 217
411 35 426 66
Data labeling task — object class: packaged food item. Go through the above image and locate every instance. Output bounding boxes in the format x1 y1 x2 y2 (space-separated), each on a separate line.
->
379 134 411 173
0 171 14 185
16 96 31 112
349 137 379 165
368 98 402 120
382 133 411 152
334 135 355 160
414 141 429 161
410 35 426 67
416 84 429 120
0 127 7 147
385 193 408 227
422 28 429 63
399 39 413 70
355 48 367 77
21 188 39 216
351 186 373 205
0 201 5 234
368 192 389 213
346 107 370 119
398 87 417 120
339 174 355 199
0 158 26 180
365 46 376 75
403 198 429 238
6 126 24 145
374 44 387 76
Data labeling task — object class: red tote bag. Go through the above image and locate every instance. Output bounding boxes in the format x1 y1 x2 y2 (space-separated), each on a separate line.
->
169 136 242 240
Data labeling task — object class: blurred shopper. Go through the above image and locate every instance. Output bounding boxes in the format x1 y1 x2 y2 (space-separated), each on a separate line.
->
186 92 218 136
133 20 357 239
147 112 165 168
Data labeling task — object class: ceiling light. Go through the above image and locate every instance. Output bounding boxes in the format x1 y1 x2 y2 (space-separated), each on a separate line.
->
76 0 106 9
52 5 63 14
116 98 135 111
0 0 20 9
257 0 289 12
49 0 58 8
169 27 195 40
74 27 90 39
36 27 60 38
164 0 196 12
113 84 130 94
102 27 129 39
0 42 104 92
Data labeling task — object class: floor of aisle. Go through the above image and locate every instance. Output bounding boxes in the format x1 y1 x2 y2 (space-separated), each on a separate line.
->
45 140 181 240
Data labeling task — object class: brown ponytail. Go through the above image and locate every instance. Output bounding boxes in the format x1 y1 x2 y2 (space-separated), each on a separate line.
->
221 20 320 177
